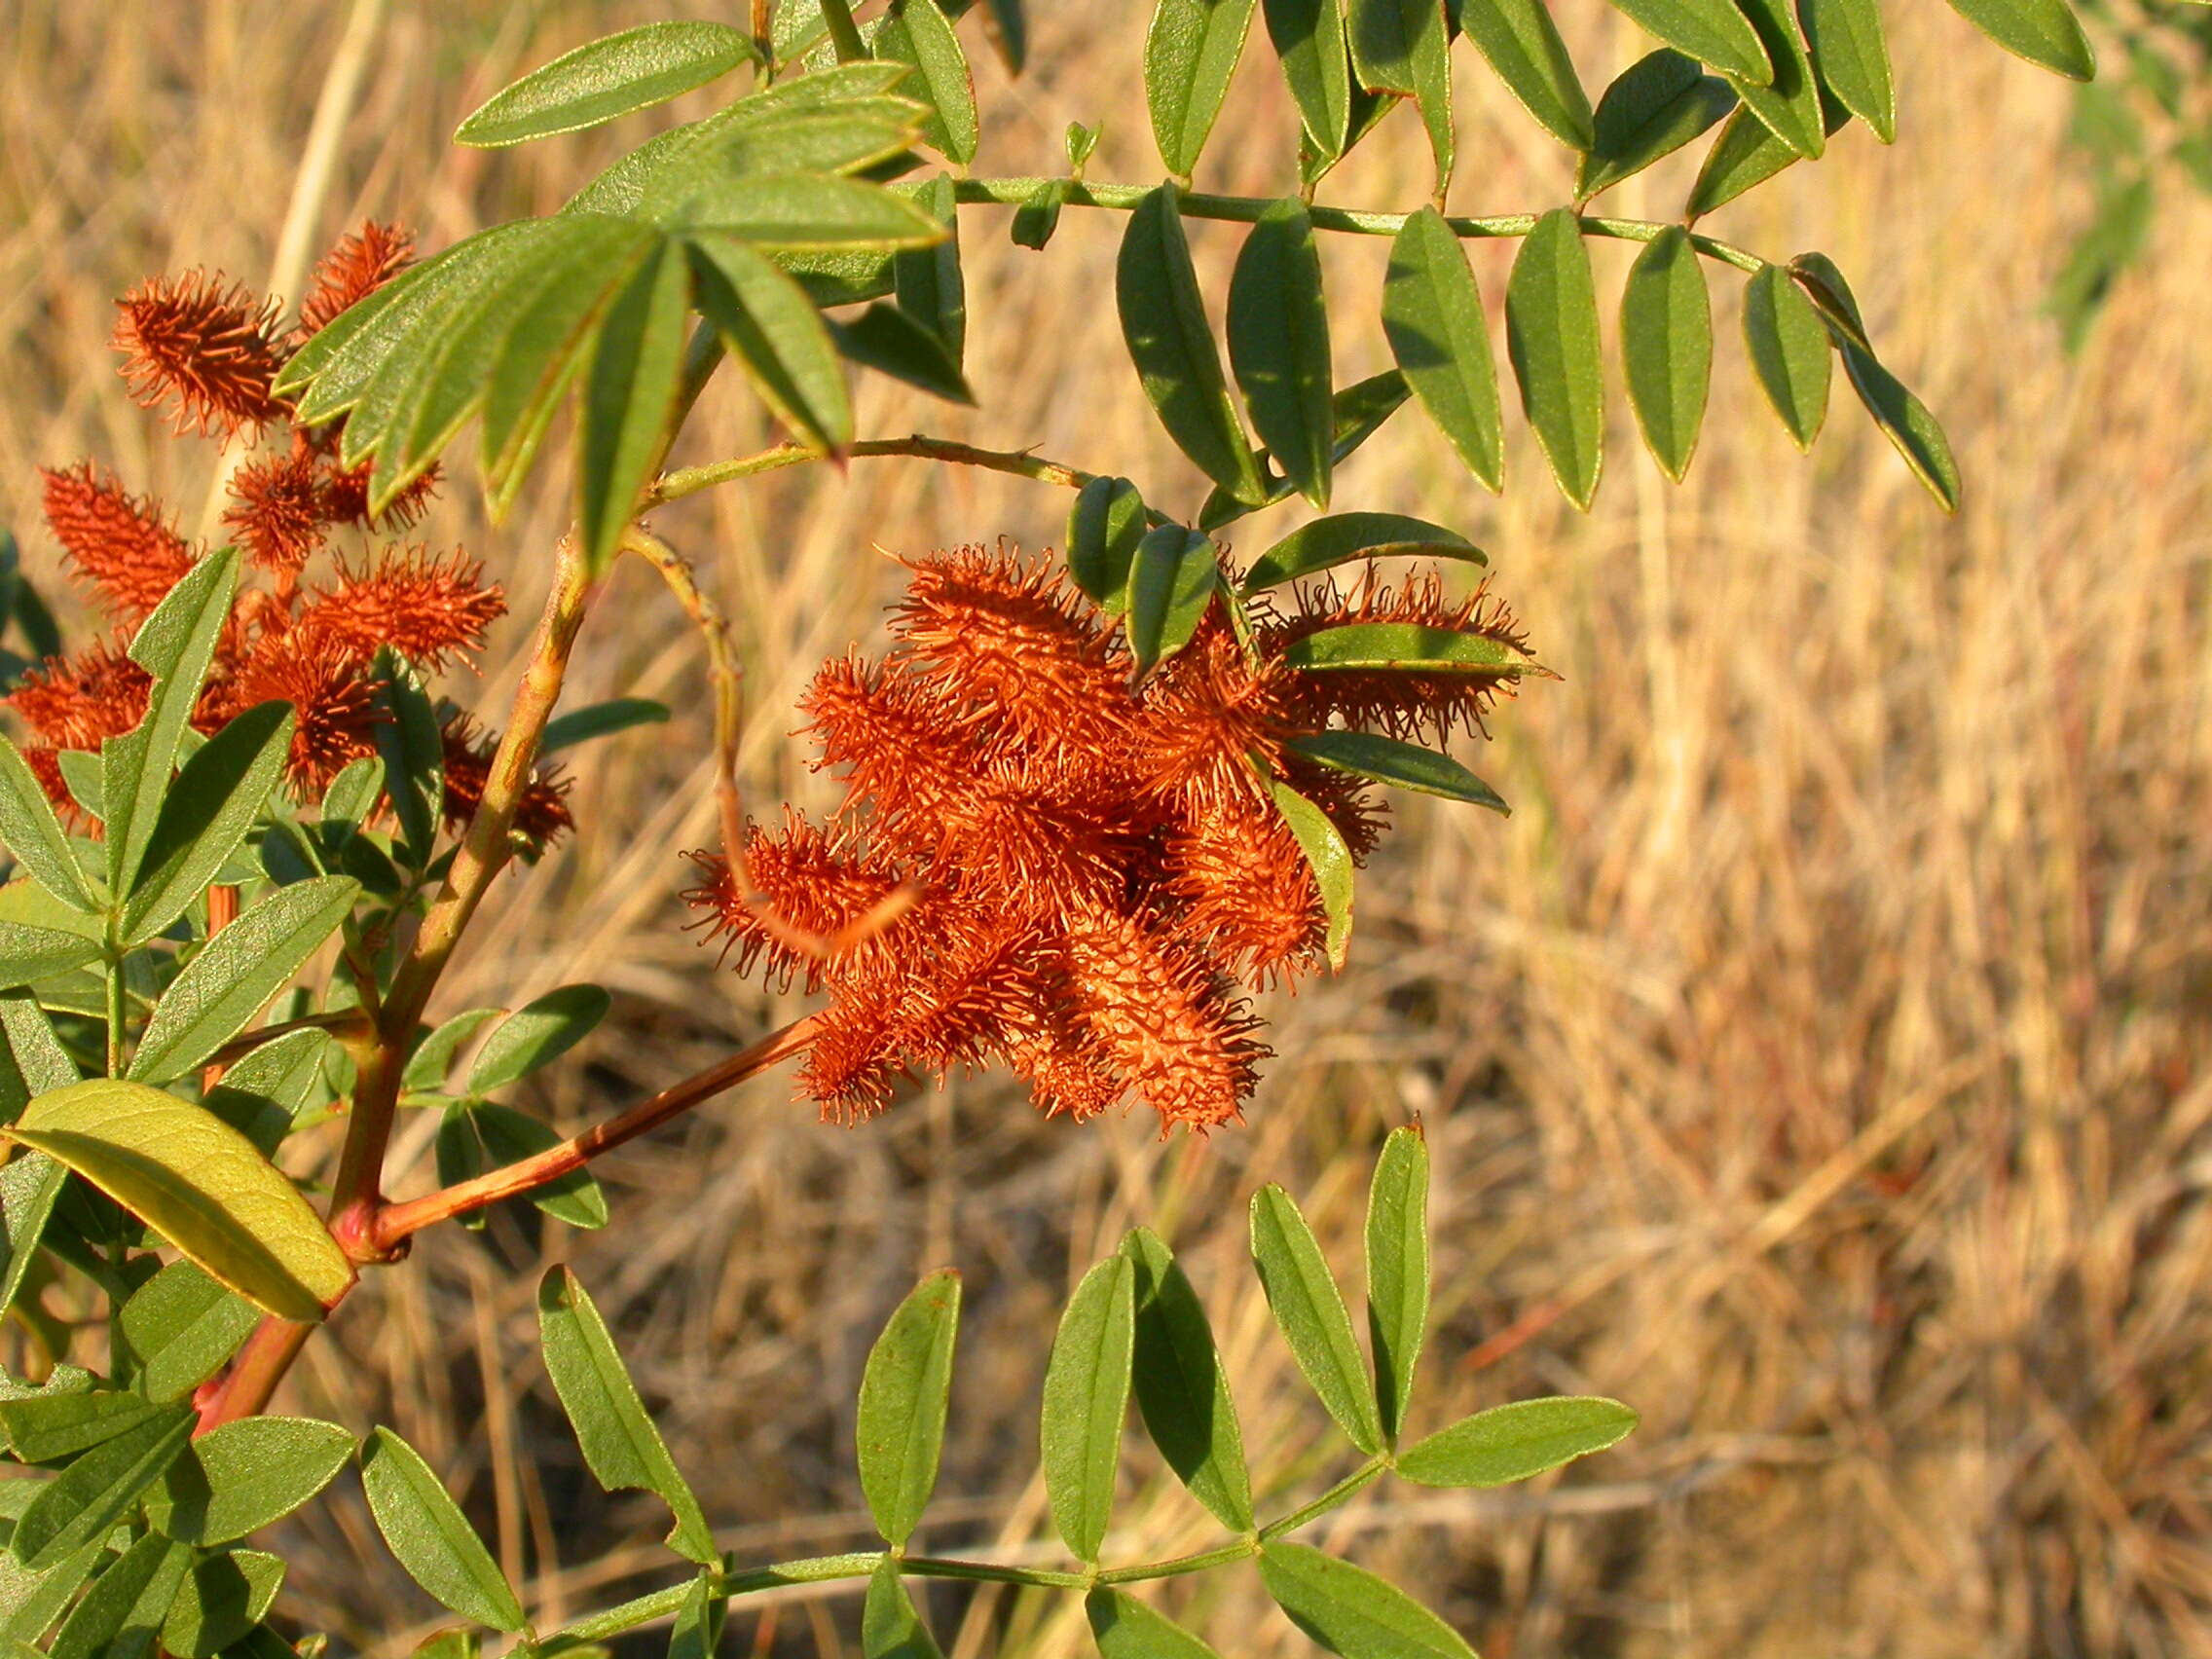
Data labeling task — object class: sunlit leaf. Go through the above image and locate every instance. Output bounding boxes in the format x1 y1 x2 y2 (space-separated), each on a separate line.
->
1125 526 1220 681
856 1270 961 1546
874 0 978 163
689 233 855 455
8 1406 193 1569
1123 1228 1252 1530
1396 1395 1639 1486
1249 1185 1382 1453
1229 201 1334 507
1242 510 1481 593
1798 0 1894 141
1684 89 1850 215
1382 208 1503 493
1720 0 1825 158
469 983 611 1095
1258 1543 1475 1659
359 1428 525 1632
1269 781 1355 970
0 736 97 914
1364 1127 1428 1444
1575 49 1736 200
577 240 691 573
1505 207 1604 508
1041 1253 1135 1564
1609 0 1773 83
116 1261 260 1402
455 21 758 146
1944 0 2095 80
1741 261 1830 448
862 1558 943 1659
1087 1587 1223 1659
1265 0 1353 157
1147 0 1262 177
144 1417 354 1545
1457 0 1596 150
1619 226 1713 481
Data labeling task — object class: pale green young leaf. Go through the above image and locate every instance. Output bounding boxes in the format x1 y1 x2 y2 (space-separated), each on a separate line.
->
1620 226 1713 481
468 983 611 1095
455 22 757 147
7 1079 354 1321
1395 1395 1640 1486
689 233 855 455
128 875 360 1086
1798 0 1894 141
1087 1587 1224 1659
1264 0 1353 157
0 1388 173 1463
1067 477 1151 611
1123 1228 1253 1531
577 240 691 573
1720 0 1825 158
856 1269 962 1546
120 702 292 946
1124 527 1220 682
1257 1543 1475 1659
47 1530 188 1659
470 1105 609 1230
1287 730 1511 812
1944 0 2095 80
1229 201 1334 508
1364 1127 1429 1445
159 1549 284 1658
1269 782 1355 969
875 0 978 163
1505 207 1605 509
1249 1186 1382 1453
1458 0 1597 151
1742 261 1831 448
1241 511 1480 592
117 1261 260 1402
1041 1253 1136 1564
0 737 97 913
1117 188 1268 505
103 549 241 900
1575 49 1737 200
144 1417 354 1545
862 1558 943 1659
359 1428 526 1632
1147 0 1261 178
1382 207 1503 494
538 1266 719 1565
8 1406 193 1569
1609 0 1773 82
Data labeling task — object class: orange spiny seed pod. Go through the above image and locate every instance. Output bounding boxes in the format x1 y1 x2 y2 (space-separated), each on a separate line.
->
1268 569 1532 744
890 544 1134 755
317 456 441 533
439 713 574 850
1004 1016 1126 1121
223 450 328 575
112 272 287 436
1128 607 1293 814
295 546 505 673
219 638 383 794
682 812 908 991
38 463 199 620
296 222 415 340
7 634 153 753
1162 793 1324 987
1056 896 1266 1132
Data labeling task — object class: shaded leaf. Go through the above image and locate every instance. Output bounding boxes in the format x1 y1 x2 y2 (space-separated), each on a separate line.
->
160 1549 283 1658
48 1530 188 1659
1148 0 1263 177
0 924 100 991
8 1406 193 1569
1242 510 1480 593
689 234 854 455
1505 208 1604 508
577 240 690 573
875 0 978 162
1269 781 1355 970
144 1417 354 1545
468 983 611 1095
456 21 757 146
1575 49 1737 200
1087 1587 1223 1659
1395 1395 1640 1486
1619 226 1713 480
832 304 976 403
1249 1185 1382 1452
0 1153 64 1323
359 1428 526 1632
1608 0 1773 82
1067 477 1151 610
1364 1127 1428 1444
1684 89 1850 215
1286 730 1510 812
856 1269 962 1546
117 1260 260 1402
1198 369 1412 531
1258 1542 1475 1659
1265 0 1354 157
1125 527 1220 681
8 1078 353 1322
1458 0 1596 150
1041 1253 1135 1563
471 1105 609 1230
1123 1228 1252 1530
1228 201 1335 507
1721 0 1825 158
862 1559 943 1659
1798 0 1894 141
1382 207 1503 493
893 174 966 367
0 1388 174 1464
1741 261 1830 448
121 701 293 947
0 737 97 913
541 698 671 756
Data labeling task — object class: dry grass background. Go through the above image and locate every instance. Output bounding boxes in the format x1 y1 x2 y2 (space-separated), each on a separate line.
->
3 1 2210 1654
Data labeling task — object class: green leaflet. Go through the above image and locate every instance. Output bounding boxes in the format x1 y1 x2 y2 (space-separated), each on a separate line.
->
1505 208 1605 509
538 1267 719 1565
1264 0 1353 157
1040 1253 1136 1564
1198 369 1412 530
1576 49 1737 201
1944 0 2095 81
1742 261 1831 449
8 1078 354 1322
129 875 360 1086
0 1153 64 1324
116 1260 261 1402
1798 0 1894 141
1258 1542 1476 1659
1067 476 1151 610
855 1270 962 1546
1457 0 1595 151
1685 90 1851 216
689 232 855 455
455 21 757 146
1608 0 1774 83
1619 226 1714 482
1721 0 1825 159
1087 1587 1223 1659
1249 1185 1382 1453
119 701 293 947
468 1105 610 1230
1228 201 1335 507
577 240 691 573
1124 526 1220 681
468 983 611 1095
1123 1228 1253 1530
1788 254 1961 509
1395 1395 1640 1486
1117 187 1267 504
862 1558 943 1659
1364 1127 1429 1445
358 1428 525 1633
9 1406 194 1569
47 1530 188 1659
0 736 97 913
893 174 966 368
1287 730 1511 813
1242 511 1481 593
160 1550 285 1658
832 304 975 404
143 1417 355 1545
1382 207 1504 494
1269 780 1356 969
0 924 100 991
874 0 978 163
1147 0 1261 178
540 698 672 756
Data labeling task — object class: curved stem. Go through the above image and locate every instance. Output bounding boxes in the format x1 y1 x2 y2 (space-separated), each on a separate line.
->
371 1015 820 1249
1257 1456 1387 1542
950 177 1766 274
652 434 1135 510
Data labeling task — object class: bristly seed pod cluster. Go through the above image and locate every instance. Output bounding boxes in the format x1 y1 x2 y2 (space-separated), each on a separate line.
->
686 542 1531 1133
8 226 570 845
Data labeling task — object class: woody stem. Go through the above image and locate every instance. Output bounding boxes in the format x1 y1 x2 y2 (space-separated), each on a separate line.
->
371 1014 819 1249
